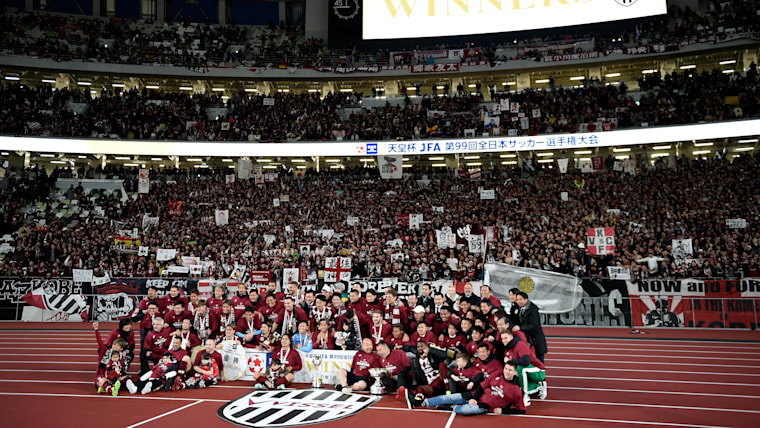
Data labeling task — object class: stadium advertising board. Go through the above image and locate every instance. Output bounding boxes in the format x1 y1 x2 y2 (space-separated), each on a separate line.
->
364 0 667 40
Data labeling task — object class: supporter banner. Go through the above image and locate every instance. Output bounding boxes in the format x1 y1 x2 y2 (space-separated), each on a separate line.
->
215 209 229 226
607 267 631 280
142 214 159 229
467 234 485 255
168 200 184 216
542 279 631 327
378 156 403 179
363 0 667 39
72 269 93 282
484 263 583 313
324 257 352 283
238 159 251 179
312 66 381 74
627 278 760 328
138 169 150 194
671 239 692 259
409 214 422 230
0 278 90 321
345 278 482 301
156 248 177 261
587 228 615 255
347 216 359 226
410 63 460 73
726 218 747 229
544 52 602 62
557 158 568 174
93 292 138 321
292 350 357 385
480 189 495 200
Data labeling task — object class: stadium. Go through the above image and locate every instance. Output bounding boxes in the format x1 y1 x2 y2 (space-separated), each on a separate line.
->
0 0 758 427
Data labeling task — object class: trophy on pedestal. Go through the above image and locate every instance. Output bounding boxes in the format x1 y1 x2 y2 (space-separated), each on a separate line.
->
310 354 324 388
369 367 389 395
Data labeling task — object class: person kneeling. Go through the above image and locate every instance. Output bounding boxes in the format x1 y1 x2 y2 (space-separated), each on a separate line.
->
409 360 526 416
336 338 380 394
254 359 290 390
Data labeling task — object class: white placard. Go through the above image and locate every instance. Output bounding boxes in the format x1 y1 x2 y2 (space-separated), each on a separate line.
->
726 219 747 229
347 216 359 226
607 266 631 280
156 248 177 261
480 189 495 200
215 209 229 226
72 269 93 282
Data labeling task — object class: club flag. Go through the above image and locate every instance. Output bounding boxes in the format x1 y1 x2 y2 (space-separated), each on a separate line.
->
484 263 583 314
378 156 403 179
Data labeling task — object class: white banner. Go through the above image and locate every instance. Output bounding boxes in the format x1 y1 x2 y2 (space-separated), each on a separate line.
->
226 174 235 185
726 219 747 229
142 214 159 229
292 350 357 385
672 239 693 259
561 191 568 202
72 269 93 282
283 268 300 284
409 213 422 230
138 169 150 194
467 234 485 255
138 246 149 257
238 159 251 179
263 98 275 106
580 160 593 173
347 216 359 226
325 257 352 283
215 209 229 226
378 155 403 179
484 263 583 314
263 234 276 246
607 266 631 280
156 248 177 261
480 189 495 200
557 158 568 174
273 198 280 208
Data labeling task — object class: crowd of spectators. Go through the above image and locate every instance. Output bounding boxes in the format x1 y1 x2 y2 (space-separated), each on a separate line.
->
1 63 758 141
1 152 758 283
2 1 758 70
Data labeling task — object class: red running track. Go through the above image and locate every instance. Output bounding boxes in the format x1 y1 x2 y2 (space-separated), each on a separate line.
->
0 323 758 428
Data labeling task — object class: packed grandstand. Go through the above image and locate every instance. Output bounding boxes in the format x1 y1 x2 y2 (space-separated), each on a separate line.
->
0 1 759 427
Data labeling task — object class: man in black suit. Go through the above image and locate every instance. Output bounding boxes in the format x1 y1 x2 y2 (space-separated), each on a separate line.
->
513 292 547 363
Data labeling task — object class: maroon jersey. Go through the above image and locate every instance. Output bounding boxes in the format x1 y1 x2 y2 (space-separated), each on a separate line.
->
345 297 366 315
473 356 503 379
485 295 502 308
380 349 410 376
451 364 480 384
433 315 460 337
408 314 436 334
275 307 308 332
163 295 189 315
351 351 380 378
193 350 224 373
144 328 172 357
504 337 545 370
309 306 335 331
192 310 218 341
260 303 283 324
236 316 263 348
367 323 392 347
165 310 193 331
231 293 252 319
206 297 225 312
140 312 160 331
478 374 525 413
168 347 189 369
384 333 407 349
274 347 302 371
408 330 437 347
311 330 335 350
139 296 166 313
214 309 237 336
105 328 135 349
466 340 495 356
439 333 466 349
94 330 126 379
383 302 408 326
363 300 384 317
175 330 201 351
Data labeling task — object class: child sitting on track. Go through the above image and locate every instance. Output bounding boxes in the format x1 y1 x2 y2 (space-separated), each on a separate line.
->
254 358 290 390
185 352 220 389
99 351 127 396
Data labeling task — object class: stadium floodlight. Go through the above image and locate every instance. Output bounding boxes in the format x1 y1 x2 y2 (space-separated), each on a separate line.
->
679 65 696 70
290 159 306 163
467 84 477 88
329 165 342 169
40 154 56 158
738 139 757 143
123 163 139 167
50 160 67 164
693 142 713 147
244 88 257 92
114 156 131 160
222 159 234 162
431 163 447 167
5 76 20 81
112 83 125 88
211 88 225 92
339 89 353 92
569 76 585 81
186 158 203 162
325 159 341 163
145 85 159 89
262 165 278 169
228 165 235 169
537 159 554 163
77 155 88 159
652 145 671 150
179 87 193 90
436 86 445 89
296 165 307 169
612 148 631 152
719 60 737 65
615 156 629 160
308 89 319 93
428 157 445 161
151 157 162 161
650 153 670 158
605 73 621 78
41 79 56 83
692 150 711 155
463 155 480 160
641 69 657 74
500 154 517 158
734 147 754 152
256 159 272 163
535 79 550 84
578 158 591 161
77 81 92 86
359 158 374 162
501 161 518 165
722 70 734 74
402 164 413 168
503 82 516 85
574 150 592 155
466 162 481 166
536 152 554 157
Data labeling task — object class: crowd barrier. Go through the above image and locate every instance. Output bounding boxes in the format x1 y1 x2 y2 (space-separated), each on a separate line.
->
1 276 758 329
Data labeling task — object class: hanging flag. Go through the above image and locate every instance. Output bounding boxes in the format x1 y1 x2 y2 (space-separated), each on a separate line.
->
557 158 569 174
138 169 150 194
587 227 615 255
378 156 403 179
226 174 235 184
215 209 229 226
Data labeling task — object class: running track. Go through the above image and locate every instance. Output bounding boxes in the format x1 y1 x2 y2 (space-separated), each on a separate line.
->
0 323 758 428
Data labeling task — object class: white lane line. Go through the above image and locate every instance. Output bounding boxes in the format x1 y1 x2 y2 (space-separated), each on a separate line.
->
542 398 760 414
443 411 456 428
548 352 760 361
548 366 760 377
550 386 760 399
125 400 205 428
546 358 760 369
550 346 760 355
552 375 760 387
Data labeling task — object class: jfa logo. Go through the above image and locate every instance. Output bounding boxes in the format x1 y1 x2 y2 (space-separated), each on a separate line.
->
366 143 378 154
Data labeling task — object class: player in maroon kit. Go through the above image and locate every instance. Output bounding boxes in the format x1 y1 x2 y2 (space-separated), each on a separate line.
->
385 323 409 350
214 299 237 339
165 300 192 331
309 295 334 331
231 282 253 319
171 318 200 352
254 358 290 390
274 296 308 336
192 300 217 342
411 360 526 416
272 334 302 386
465 326 494 356
480 285 503 308
93 322 128 392
336 337 380 394
439 322 466 354
408 305 435 333
100 351 127 396
141 317 172 374
473 343 503 380
445 352 481 394
432 305 460 338
236 305 263 348
376 341 411 394
312 319 335 350
367 310 391 349
132 286 165 325
407 321 437 350
206 285 227 312
104 318 135 369
163 285 189 316
260 294 283 325
383 288 408 327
